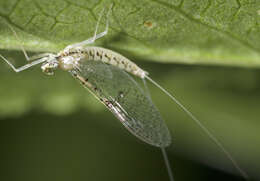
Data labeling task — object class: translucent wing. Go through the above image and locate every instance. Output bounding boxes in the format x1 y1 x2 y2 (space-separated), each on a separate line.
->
70 60 171 147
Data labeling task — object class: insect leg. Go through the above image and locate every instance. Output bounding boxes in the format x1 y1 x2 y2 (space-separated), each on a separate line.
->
6 23 30 61
6 23 52 62
27 53 55 61
0 54 47 72
93 3 113 41
64 4 113 50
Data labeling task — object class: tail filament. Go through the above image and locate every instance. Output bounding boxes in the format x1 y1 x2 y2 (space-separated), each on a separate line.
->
146 76 249 179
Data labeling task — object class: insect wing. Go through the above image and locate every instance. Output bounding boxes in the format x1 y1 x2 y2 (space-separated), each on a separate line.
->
71 60 171 147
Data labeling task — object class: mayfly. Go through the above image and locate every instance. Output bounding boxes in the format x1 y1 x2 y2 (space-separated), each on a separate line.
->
0 5 248 181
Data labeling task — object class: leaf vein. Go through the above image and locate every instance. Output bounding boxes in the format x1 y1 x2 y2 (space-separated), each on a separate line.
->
231 0 241 21
201 0 212 16
8 0 22 16
150 0 260 53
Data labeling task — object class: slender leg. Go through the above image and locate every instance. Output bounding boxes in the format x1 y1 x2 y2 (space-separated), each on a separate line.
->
65 4 113 50
7 24 30 61
27 53 54 61
0 54 47 72
6 23 51 62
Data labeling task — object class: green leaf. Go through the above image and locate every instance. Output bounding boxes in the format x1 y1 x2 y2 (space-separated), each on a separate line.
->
0 0 259 67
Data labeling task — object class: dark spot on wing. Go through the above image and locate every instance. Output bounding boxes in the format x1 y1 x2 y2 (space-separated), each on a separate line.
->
71 71 77 77
80 81 85 85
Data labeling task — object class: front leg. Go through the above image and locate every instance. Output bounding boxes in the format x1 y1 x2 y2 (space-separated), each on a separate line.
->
0 54 48 72
63 4 112 52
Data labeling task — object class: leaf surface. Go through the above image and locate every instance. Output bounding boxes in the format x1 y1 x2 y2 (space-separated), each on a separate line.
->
0 0 259 67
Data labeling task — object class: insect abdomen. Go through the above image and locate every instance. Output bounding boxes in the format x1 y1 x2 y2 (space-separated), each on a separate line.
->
84 47 147 78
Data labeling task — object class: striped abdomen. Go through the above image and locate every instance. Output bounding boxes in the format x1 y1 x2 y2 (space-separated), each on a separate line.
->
82 47 148 78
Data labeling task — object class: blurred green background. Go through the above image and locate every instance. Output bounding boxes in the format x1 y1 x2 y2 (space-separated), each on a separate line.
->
1 50 260 181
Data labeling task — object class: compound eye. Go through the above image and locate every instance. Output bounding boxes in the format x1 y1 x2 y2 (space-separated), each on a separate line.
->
41 61 58 75
44 68 54 75
41 64 54 75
